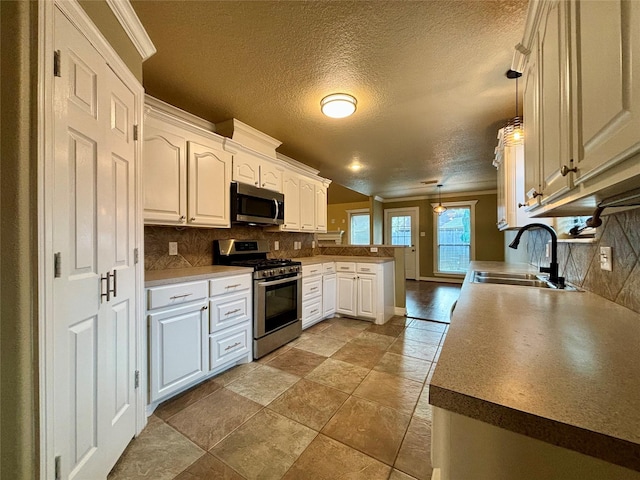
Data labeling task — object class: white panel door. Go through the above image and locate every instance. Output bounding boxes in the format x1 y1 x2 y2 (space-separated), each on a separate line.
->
187 141 231 227
143 121 187 224
357 274 376 319
384 208 418 280
336 273 356 316
53 9 136 479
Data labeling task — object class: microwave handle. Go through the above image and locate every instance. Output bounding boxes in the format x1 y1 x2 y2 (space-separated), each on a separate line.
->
273 198 279 222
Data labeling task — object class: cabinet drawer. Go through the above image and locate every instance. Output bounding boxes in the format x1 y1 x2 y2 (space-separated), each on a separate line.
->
209 323 251 371
302 264 323 277
209 292 251 333
302 276 322 300
302 297 323 323
336 262 356 273
147 281 208 310
209 274 252 297
356 263 376 274
323 262 335 273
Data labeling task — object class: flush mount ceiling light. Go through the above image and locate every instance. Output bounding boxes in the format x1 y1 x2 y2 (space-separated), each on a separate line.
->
433 184 447 215
321 93 357 118
504 69 524 146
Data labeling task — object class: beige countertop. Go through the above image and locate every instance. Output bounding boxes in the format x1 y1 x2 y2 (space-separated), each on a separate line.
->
429 261 640 472
296 255 394 265
145 265 254 287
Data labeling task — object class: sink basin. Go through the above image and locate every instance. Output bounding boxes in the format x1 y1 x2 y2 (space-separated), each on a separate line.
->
474 271 540 280
472 271 581 291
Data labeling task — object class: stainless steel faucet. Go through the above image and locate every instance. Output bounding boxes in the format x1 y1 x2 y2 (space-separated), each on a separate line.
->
509 223 565 287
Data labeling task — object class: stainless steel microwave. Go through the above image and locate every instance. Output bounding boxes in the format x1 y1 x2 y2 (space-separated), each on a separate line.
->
230 182 284 226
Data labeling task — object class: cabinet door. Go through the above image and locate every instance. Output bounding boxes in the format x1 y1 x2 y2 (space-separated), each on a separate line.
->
539 0 572 204
232 151 261 186
149 302 208 402
260 160 283 192
315 185 328 232
282 171 301 231
523 32 542 208
323 273 337 318
299 178 316 231
571 0 640 184
143 120 187 224
357 274 376 319
187 141 231 227
336 273 356 316
209 291 251 333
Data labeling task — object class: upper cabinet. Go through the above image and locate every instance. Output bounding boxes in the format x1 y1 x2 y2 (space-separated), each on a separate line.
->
143 97 231 227
228 146 284 192
518 0 640 215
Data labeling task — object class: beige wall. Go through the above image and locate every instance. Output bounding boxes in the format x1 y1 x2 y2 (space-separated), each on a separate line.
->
383 193 504 278
79 1 143 81
0 3 143 478
371 198 384 244
326 201 369 243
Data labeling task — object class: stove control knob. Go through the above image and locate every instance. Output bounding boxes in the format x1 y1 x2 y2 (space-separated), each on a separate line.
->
279 268 285 274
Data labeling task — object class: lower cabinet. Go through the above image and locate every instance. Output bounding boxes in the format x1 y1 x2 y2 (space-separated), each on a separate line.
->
336 261 395 324
322 272 337 318
302 262 337 329
147 273 253 405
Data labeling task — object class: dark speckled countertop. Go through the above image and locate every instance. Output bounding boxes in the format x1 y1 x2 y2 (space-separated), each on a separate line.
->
429 261 640 472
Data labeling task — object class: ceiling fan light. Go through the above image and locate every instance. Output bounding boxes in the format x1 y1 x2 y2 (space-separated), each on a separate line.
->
321 93 357 118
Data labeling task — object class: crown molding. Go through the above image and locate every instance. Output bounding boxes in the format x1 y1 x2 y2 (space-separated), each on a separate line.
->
380 189 497 203
105 0 156 60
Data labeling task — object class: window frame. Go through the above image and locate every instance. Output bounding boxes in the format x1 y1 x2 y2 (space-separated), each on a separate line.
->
347 208 371 245
431 200 477 277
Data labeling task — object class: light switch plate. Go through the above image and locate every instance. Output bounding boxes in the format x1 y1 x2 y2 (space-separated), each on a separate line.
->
370 247 378 252
274 241 279 251
169 242 178 256
600 246 612 271
312 241 316 248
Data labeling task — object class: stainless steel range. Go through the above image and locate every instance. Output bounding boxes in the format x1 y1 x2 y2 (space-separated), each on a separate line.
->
214 239 302 359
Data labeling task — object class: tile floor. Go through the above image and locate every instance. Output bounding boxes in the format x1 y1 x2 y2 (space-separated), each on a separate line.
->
109 316 448 480
405 280 461 322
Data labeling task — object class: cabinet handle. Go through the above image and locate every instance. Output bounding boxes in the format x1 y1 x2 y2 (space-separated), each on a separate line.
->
340 267 349 270
190 217 196 222
225 342 242 351
310 309 318 314
170 293 193 300
560 164 578 177
361 268 370 272
201 305 208 310
224 284 241 289
225 308 241 316
310 287 318 291
179 215 186 223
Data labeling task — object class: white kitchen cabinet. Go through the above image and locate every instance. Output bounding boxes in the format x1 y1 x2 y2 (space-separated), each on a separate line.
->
281 170 301 231
147 272 252 406
299 177 316 231
301 263 324 329
315 183 328 232
148 294 208 402
518 0 640 215
232 148 283 192
144 99 231 227
322 263 337 318
335 261 395 324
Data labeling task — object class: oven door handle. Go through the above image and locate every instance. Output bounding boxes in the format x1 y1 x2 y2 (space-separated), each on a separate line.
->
273 198 279 222
256 274 301 287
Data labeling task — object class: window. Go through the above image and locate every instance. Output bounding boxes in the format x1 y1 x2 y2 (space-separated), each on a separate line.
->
433 201 477 275
390 215 412 246
348 209 370 245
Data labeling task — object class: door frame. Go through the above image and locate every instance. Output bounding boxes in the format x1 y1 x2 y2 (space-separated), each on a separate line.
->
37 2 148 478
384 207 420 280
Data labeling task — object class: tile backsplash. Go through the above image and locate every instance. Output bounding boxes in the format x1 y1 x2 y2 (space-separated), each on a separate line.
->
521 208 640 314
144 226 317 270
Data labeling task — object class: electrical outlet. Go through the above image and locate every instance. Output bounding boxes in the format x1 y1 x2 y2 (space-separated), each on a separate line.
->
370 247 378 252
294 241 301 250
600 246 612 271
274 241 279 251
312 241 316 248
420 232 426 237
169 242 178 256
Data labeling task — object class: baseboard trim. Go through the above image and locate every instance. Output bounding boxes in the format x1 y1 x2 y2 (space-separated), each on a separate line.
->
394 306 407 315
419 276 464 284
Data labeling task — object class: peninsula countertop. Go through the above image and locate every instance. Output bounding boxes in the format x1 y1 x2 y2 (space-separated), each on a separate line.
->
429 261 640 472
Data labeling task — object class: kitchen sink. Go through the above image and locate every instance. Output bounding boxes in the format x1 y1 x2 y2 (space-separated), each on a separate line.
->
472 271 581 291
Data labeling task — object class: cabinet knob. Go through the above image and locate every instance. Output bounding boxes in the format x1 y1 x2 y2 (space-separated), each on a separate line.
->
531 190 543 199
190 217 196 222
560 164 578 177
262 183 266 187
518 203 526 208
179 215 186 223
255 181 259 186
201 305 208 310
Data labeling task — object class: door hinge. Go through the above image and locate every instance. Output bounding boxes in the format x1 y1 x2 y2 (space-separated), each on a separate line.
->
54 455 61 480
54 50 61 77
134 370 140 389
134 247 139 264
54 252 61 278
133 124 139 141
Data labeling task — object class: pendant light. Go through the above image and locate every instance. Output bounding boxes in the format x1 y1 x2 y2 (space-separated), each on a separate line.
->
433 184 447 215
504 69 523 146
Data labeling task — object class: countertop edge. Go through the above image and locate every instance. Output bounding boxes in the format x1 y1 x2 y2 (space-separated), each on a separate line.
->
429 384 640 472
145 266 254 287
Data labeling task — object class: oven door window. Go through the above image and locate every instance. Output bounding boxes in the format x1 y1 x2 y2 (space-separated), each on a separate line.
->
263 280 298 334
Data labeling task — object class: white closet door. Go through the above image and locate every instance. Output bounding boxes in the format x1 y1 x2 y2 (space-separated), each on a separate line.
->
53 9 136 479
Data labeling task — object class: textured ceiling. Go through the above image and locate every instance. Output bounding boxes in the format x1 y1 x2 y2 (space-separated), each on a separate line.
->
131 0 528 199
